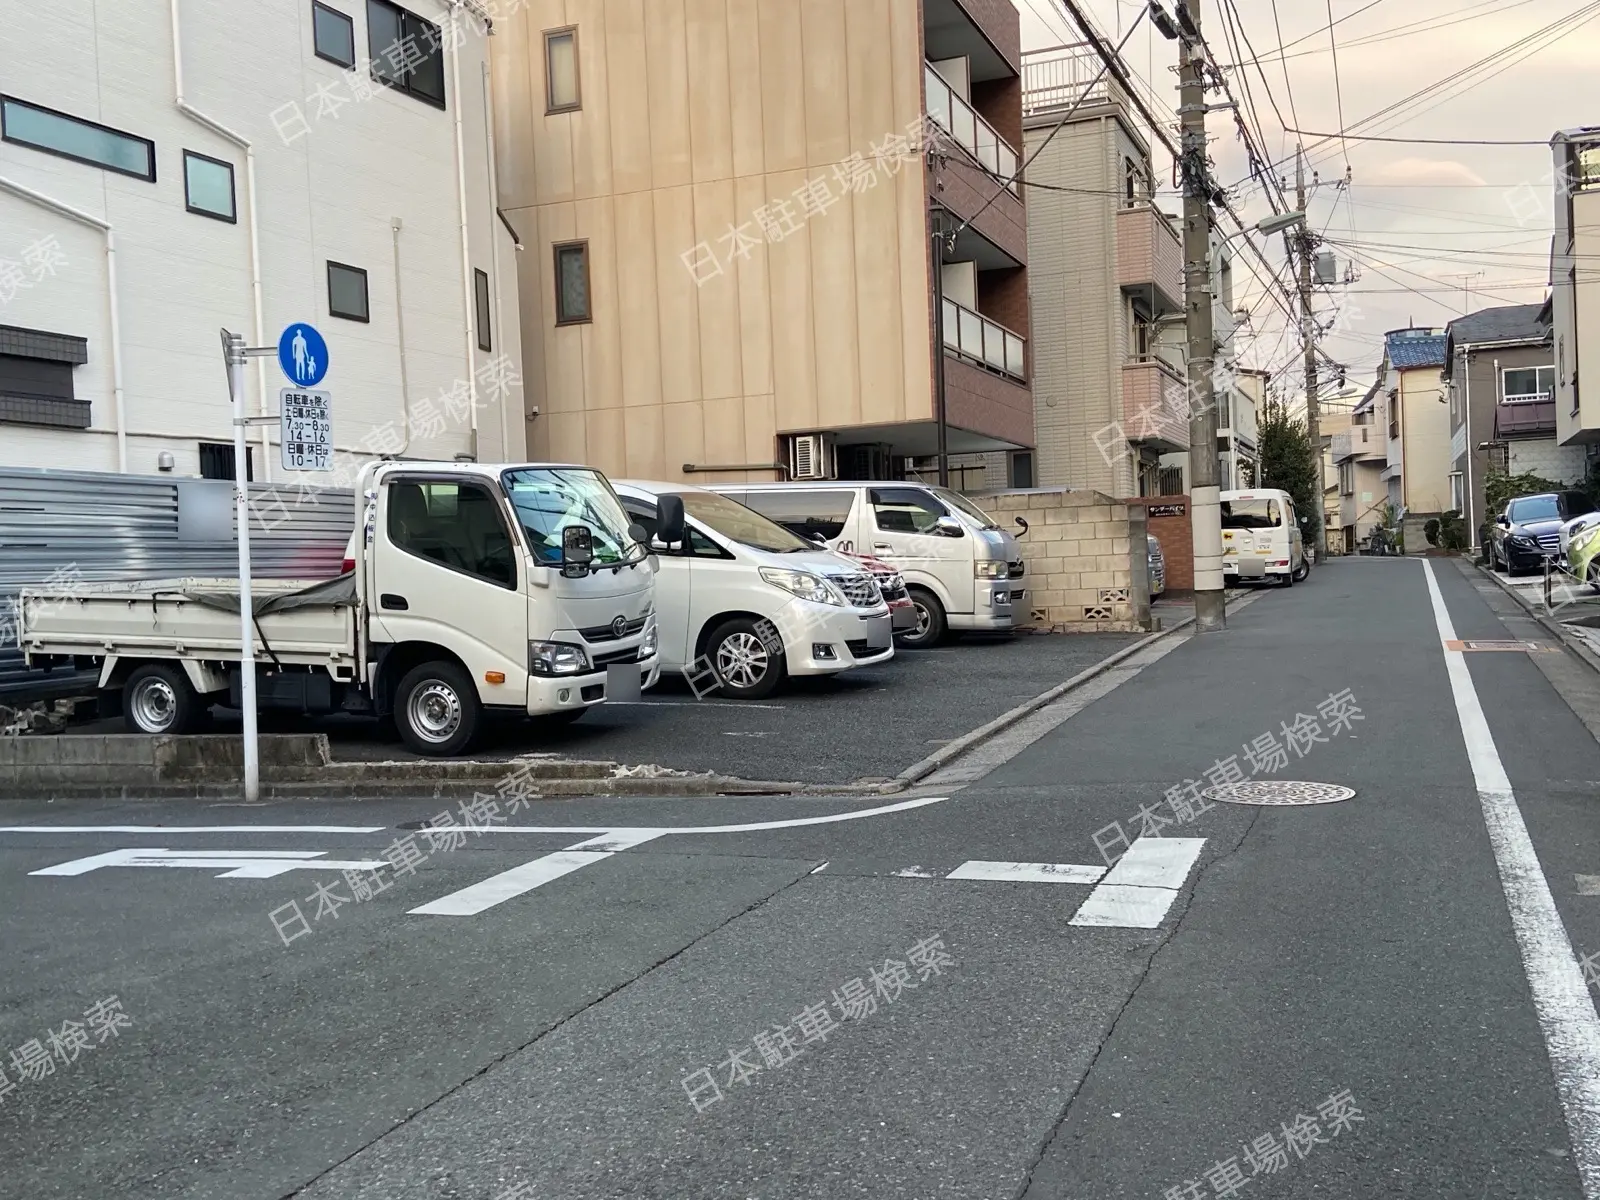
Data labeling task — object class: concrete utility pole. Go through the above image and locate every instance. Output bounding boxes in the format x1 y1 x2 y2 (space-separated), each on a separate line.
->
1296 146 1328 559
1180 6 1226 633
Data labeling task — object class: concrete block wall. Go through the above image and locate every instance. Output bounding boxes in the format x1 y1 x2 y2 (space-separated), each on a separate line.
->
976 487 1150 632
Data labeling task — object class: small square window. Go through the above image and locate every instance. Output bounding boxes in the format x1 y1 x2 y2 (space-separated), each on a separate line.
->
183 151 236 222
313 2 356 68
327 261 370 322
553 242 590 325
199 442 253 482
474 268 492 352
545 28 580 112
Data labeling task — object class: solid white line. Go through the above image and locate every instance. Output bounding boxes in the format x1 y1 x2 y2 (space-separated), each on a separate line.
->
1423 559 1600 1197
0 825 387 834
407 830 663 917
1067 884 1180 929
463 794 951 837
946 861 1106 884
1102 837 1205 888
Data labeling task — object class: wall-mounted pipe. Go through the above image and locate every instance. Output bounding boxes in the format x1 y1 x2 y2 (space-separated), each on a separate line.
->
448 4 479 461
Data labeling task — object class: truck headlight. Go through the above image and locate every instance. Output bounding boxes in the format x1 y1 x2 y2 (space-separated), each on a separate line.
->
529 641 590 676
641 619 659 657
759 567 846 606
974 560 1008 579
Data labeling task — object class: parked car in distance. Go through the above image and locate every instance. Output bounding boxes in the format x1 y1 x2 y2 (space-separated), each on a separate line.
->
1147 534 1166 598
834 549 918 633
1220 489 1310 586
613 482 893 700
1489 491 1597 575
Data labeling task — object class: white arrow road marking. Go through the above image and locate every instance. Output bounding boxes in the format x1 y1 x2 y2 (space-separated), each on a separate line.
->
1 825 386 834
407 831 664 916
30 849 387 879
1069 838 1204 928
947 861 1107 884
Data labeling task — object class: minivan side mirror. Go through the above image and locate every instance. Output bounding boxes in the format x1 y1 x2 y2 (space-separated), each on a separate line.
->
934 515 965 538
657 494 687 546
561 524 594 576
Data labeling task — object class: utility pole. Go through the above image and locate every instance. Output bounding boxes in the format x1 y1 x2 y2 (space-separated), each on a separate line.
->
1296 146 1328 560
1180 4 1226 633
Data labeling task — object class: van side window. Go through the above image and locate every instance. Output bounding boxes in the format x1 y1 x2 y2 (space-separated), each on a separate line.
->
742 489 855 541
620 498 659 542
870 489 945 534
388 480 517 588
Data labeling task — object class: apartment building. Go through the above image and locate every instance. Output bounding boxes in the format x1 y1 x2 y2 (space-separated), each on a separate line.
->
1443 301 1580 544
1553 127 1600 467
1329 379 1387 553
1225 366 1265 490
1375 327 1451 546
490 0 1032 486
0 0 521 479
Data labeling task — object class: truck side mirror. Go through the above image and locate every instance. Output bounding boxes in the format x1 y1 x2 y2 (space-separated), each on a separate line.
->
658 495 687 546
934 515 965 538
562 524 595 576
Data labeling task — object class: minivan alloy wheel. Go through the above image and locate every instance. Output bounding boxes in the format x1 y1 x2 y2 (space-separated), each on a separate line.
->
714 632 770 690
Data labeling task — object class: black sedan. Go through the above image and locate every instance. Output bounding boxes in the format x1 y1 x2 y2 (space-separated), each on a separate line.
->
1489 491 1597 574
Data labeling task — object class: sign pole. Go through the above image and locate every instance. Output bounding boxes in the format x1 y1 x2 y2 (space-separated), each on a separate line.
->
221 329 260 803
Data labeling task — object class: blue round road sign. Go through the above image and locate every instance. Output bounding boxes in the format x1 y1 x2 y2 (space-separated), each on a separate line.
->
278 323 329 388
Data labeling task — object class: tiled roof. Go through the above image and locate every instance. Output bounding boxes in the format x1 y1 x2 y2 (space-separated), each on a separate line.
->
1443 303 1548 348
1385 331 1447 370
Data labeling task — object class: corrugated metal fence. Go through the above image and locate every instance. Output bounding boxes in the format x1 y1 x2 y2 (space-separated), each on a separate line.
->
1 467 355 702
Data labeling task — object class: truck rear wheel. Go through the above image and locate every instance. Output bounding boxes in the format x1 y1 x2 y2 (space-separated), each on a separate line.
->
123 664 205 736
395 661 480 757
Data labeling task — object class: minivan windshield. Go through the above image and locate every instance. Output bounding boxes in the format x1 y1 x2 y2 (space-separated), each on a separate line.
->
1221 498 1282 529
1508 495 1559 523
679 491 815 554
931 487 1002 529
502 467 637 565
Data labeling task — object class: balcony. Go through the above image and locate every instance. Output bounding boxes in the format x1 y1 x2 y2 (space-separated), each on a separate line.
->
1021 44 1113 117
1116 204 1184 316
925 64 1018 194
1497 398 1557 438
943 297 1026 383
1121 358 1190 453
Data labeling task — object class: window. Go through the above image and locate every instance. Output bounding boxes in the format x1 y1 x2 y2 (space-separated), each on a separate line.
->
545 27 580 112
199 442 253 482
474 268 492 352
1220 498 1280 529
739 489 856 542
1158 466 1184 495
388 480 517 587
1009 451 1034 489
871 488 947 535
1131 311 1153 360
1388 391 1400 439
1341 461 1356 496
183 151 236 222
1449 472 1463 513
327 261 370 322
313 2 356 67
1507 495 1560 523
367 0 446 107
1 95 154 181
1502 364 1555 403
0 326 91 430
553 241 591 325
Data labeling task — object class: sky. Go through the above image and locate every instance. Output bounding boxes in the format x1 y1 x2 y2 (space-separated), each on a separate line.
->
1009 0 1600 405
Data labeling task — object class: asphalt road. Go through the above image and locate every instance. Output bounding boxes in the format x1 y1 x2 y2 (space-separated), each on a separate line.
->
6 557 1600 1199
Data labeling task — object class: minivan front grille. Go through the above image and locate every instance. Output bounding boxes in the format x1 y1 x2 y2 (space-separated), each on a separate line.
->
1008 560 1025 579
831 572 881 608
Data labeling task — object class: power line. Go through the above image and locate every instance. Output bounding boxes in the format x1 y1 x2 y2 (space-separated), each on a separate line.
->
1267 0 1302 136
1228 0 1553 67
1284 128 1551 146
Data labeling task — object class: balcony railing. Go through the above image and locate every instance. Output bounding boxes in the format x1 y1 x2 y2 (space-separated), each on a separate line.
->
942 297 1026 382
925 64 1018 194
1021 45 1112 115
1496 398 1556 437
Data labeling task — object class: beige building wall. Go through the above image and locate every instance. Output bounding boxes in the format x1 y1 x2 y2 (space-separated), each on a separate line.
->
1556 188 1600 443
1399 368 1452 512
1025 116 1122 493
490 0 933 483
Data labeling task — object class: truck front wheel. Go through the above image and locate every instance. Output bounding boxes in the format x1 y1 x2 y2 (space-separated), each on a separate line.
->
395 661 481 756
123 663 205 736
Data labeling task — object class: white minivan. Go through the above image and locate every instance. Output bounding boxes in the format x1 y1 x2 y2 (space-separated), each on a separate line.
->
707 482 1024 648
1221 488 1311 586
613 482 894 699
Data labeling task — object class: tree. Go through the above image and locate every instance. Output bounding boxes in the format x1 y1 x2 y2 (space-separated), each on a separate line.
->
1258 399 1320 544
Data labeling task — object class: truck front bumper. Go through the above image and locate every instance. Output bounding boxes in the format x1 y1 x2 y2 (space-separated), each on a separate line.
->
528 651 661 714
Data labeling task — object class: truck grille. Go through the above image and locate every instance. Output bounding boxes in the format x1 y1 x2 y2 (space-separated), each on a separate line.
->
831 572 881 609
592 645 645 668
578 615 648 643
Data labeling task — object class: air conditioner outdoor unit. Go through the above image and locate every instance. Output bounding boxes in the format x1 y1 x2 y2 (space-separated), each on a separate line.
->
788 433 837 481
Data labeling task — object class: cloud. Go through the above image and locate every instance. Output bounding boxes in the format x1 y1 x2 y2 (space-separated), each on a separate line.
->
1367 158 1489 188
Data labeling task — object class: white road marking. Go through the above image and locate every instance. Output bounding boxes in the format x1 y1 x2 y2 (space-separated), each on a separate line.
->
407 830 663 916
891 866 938 878
1069 838 1204 928
0 825 386 834
1576 875 1600 897
31 849 387 878
464 794 951 836
1424 559 1600 1198
946 861 1106 884
604 700 786 710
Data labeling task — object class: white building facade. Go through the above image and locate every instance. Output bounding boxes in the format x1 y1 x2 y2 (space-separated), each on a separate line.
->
0 0 522 482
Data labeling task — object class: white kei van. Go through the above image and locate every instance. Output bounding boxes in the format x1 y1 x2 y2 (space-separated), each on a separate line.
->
706 482 1024 648
1220 488 1311 586
613 482 894 699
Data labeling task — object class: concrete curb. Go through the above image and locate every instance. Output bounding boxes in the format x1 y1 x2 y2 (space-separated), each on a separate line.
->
1474 560 1600 674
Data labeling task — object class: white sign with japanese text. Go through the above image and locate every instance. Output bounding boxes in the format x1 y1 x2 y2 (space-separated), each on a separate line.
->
279 387 332 471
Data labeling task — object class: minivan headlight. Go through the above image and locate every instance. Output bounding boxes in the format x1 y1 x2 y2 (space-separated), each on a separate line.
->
760 567 846 606
529 641 591 676
975 560 1008 579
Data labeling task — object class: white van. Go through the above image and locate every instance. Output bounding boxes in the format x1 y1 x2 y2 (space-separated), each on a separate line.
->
613 482 893 699
706 482 1024 648
1220 488 1310 586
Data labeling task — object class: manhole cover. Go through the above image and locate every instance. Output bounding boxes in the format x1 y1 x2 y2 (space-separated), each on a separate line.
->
1201 780 1355 806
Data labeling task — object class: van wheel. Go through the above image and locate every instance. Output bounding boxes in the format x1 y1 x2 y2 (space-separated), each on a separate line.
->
897 588 947 649
1292 557 1311 583
395 661 480 756
707 618 787 700
124 663 204 735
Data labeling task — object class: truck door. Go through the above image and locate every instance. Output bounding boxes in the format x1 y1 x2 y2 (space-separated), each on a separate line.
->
373 477 530 700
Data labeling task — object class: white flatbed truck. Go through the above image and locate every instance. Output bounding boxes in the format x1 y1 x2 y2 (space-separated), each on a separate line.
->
19 461 678 756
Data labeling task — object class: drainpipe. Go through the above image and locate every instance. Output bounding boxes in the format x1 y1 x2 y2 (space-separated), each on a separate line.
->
481 60 513 460
170 0 270 477
448 6 480 460
0 178 127 472
391 218 413 454
1463 350 1475 549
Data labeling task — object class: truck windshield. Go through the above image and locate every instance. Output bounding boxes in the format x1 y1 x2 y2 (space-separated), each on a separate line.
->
931 487 1002 530
502 467 637 565
678 492 814 553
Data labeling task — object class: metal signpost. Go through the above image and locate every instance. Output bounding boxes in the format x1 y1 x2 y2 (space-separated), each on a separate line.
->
220 323 332 802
